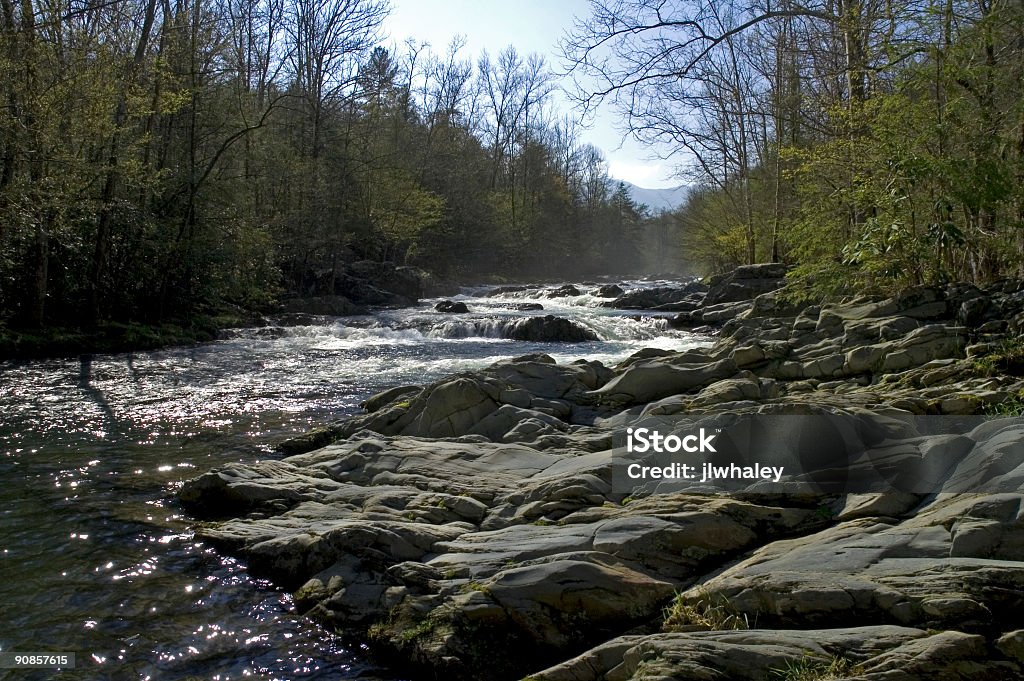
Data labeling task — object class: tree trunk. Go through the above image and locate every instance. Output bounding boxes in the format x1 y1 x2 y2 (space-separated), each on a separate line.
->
89 0 158 325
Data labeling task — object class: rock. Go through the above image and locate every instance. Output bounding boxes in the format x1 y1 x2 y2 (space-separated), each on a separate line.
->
345 261 423 300
486 285 534 297
468 404 567 442
695 300 754 325
590 284 624 298
592 358 737 405
504 316 598 343
319 261 424 307
603 283 707 309
398 376 500 438
997 630 1024 662
334 278 416 307
547 284 581 297
529 627 935 681
667 312 696 329
743 290 806 318
959 295 994 327
184 280 1024 681
732 344 766 368
361 385 420 413
862 630 1017 679
434 300 470 313
650 296 704 312
504 302 544 311
688 377 764 407
703 263 789 306
672 494 1024 631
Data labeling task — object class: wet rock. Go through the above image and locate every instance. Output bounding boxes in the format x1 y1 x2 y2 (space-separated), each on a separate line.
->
361 385 420 413
504 315 598 343
590 284 624 298
649 295 704 312
603 283 707 309
434 300 470 313
486 285 534 297
548 284 581 297
503 302 544 311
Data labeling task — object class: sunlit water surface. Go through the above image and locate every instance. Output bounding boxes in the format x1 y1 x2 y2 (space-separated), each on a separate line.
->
0 286 707 680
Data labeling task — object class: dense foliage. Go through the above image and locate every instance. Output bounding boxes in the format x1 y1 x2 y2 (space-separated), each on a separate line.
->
0 0 676 334
565 0 1024 297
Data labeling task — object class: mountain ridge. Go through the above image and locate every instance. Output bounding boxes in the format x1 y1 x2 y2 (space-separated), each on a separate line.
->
611 179 689 213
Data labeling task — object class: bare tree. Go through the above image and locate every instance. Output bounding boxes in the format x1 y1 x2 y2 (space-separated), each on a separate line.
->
283 0 387 156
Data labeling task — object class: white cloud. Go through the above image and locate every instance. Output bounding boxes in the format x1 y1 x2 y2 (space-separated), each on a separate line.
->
607 158 676 189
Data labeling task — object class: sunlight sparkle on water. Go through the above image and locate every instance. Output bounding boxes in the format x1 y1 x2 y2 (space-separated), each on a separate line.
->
0 283 707 681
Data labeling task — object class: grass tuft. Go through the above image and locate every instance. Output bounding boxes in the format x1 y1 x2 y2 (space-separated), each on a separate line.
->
770 655 861 681
663 590 750 631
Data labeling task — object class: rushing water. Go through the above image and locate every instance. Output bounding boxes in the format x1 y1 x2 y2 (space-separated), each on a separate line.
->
0 284 707 680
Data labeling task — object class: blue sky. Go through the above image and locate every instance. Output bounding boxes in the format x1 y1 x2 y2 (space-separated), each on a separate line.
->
384 0 679 189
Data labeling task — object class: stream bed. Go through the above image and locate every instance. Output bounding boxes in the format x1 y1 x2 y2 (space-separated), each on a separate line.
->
0 284 707 680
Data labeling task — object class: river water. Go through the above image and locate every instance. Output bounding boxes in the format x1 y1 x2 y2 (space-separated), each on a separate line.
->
0 284 706 681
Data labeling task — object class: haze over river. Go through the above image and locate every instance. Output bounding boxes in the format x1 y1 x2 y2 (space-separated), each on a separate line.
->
0 284 706 681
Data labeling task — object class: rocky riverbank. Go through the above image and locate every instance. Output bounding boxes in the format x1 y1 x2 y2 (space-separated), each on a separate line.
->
180 271 1024 680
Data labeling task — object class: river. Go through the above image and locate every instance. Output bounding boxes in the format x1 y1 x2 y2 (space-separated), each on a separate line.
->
0 284 707 681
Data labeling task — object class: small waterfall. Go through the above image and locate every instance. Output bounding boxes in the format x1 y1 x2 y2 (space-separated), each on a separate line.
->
425 318 507 339
579 314 672 341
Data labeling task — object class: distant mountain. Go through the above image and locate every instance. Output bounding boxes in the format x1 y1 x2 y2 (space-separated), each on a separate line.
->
613 180 690 214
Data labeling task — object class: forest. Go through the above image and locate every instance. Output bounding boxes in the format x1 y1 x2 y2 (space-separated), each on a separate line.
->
0 0 666 339
564 0 1024 296
2 0 1023 339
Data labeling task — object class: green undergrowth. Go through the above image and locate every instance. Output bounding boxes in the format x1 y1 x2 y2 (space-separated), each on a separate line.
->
983 391 1024 417
972 338 1024 378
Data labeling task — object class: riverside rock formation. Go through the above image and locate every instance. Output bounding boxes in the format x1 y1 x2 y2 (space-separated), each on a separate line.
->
181 279 1024 681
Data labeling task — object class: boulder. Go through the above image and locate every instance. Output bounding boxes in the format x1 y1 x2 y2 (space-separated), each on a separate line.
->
504 315 598 343
399 376 500 438
603 283 707 309
434 300 470 314
503 302 544 311
591 358 737 405
591 284 624 298
486 285 534 297
345 261 423 300
361 385 420 413
704 263 788 306
334 275 416 307
547 284 581 297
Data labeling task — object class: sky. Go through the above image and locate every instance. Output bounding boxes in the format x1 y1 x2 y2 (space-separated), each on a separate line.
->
383 0 680 189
